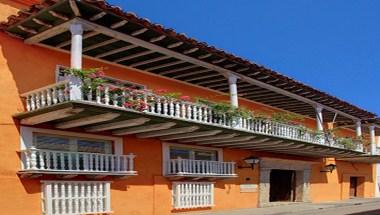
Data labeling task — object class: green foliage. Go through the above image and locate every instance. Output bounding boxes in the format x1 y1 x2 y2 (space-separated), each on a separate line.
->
337 137 357 150
63 68 106 95
195 97 254 119
271 112 304 124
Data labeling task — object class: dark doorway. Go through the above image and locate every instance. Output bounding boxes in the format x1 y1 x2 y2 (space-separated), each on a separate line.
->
350 177 358 198
270 169 296 202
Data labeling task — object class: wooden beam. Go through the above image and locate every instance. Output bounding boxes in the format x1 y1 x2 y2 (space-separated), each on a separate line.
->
95 44 138 58
55 113 120 129
113 122 176 135
49 10 69 21
85 117 150 132
179 133 237 143
68 0 81 16
224 64 237 69
129 55 171 67
146 60 185 71
83 38 118 52
171 69 211 78
184 73 221 82
198 53 212 59
217 138 271 147
137 126 199 138
114 50 155 63
131 28 148 36
196 136 255 145
236 68 249 72
90 11 107 21
167 41 183 49
212 58 226 64
197 78 226 85
17 25 37 34
32 18 52 28
160 65 200 75
150 35 166 43
160 130 222 141
207 82 228 88
20 107 83 125
57 31 99 48
183 47 199 54
110 20 128 29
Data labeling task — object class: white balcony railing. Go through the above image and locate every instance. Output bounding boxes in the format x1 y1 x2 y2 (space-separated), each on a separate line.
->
166 158 236 177
22 80 70 112
20 148 136 175
21 82 365 151
173 182 214 209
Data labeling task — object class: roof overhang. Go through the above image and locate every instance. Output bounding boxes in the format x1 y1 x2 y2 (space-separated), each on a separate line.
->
1 0 378 130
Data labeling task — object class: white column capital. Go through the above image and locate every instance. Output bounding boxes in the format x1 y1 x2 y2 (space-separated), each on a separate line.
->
70 22 83 36
228 74 238 108
228 74 238 84
355 120 362 137
314 105 323 113
369 125 376 155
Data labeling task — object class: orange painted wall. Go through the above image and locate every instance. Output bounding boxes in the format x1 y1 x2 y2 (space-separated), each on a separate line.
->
0 1 376 215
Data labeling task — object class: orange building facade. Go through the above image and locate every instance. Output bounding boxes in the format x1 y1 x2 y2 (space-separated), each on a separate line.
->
1 1 380 215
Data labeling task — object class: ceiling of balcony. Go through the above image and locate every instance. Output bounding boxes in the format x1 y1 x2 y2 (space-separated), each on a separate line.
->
1 0 378 134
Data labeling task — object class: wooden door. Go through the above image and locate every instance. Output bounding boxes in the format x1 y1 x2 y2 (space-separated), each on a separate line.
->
350 177 358 197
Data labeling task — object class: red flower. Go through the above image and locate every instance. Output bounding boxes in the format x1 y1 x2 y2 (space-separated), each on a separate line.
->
123 102 133 108
179 95 191 101
109 85 121 92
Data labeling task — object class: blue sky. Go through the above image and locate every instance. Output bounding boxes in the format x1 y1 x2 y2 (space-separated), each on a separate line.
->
109 0 380 115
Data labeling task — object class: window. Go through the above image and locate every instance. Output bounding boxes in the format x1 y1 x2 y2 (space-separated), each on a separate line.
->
170 147 218 161
55 65 145 89
41 181 111 215
172 182 214 209
34 133 112 154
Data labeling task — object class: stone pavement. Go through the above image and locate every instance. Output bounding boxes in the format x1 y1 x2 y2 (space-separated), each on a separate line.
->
180 198 380 215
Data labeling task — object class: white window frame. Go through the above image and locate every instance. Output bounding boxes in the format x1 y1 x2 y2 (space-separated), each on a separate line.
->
172 181 215 209
20 126 123 155
41 180 111 215
162 142 223 176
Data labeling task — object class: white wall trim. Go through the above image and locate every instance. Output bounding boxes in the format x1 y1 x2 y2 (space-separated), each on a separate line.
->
20 126 123 155
161 142 223 176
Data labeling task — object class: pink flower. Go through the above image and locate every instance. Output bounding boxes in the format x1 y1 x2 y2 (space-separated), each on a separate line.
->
97 85 104 91
180 95 191 101
95 70 105 78
123 102 133 108
109 85 120 92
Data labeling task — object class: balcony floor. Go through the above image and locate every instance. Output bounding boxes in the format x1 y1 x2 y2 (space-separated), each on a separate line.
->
14 100 366 159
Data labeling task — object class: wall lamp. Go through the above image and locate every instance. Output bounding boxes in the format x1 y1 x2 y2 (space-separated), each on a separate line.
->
320 164 337 173
238 156 260 169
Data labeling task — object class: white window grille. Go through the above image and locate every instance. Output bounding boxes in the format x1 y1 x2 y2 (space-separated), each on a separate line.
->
41 181 111 215
172 182 214 209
